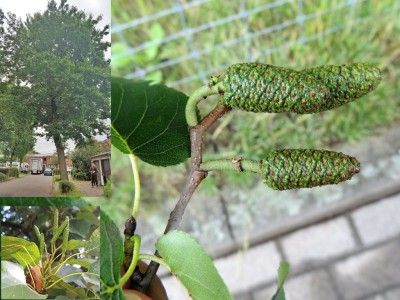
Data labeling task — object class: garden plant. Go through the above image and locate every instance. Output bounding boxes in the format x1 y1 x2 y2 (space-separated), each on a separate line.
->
1 206 100 299
106 61 381 299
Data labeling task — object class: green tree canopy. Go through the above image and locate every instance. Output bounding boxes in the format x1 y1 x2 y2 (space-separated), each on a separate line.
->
0 85 36 166
71 139 102 181
2 0 110 180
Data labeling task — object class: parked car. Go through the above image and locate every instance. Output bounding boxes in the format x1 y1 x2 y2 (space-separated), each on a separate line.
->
67 167 72 174
43 168 53 176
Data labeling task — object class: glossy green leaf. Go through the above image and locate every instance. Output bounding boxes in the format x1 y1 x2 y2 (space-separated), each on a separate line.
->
68 258 93 269
76 211 99 225
272 261 290 300
86 227 100 256
111 77 190 166
69 219 91 238
1 261 47 299
57 265 82 283
67 240 87 251
156 230 233 300
1 236 40 268
89 260 100 275
52 276 88 299
100 210 125 300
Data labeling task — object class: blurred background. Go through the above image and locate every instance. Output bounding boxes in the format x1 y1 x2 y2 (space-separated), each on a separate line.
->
110 0 400 299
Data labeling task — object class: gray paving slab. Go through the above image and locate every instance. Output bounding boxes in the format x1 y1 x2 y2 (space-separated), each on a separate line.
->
253 269 338 300
333 240 400 300
385 287 400 300
214 242 281 294
352 194 400 246
161 276 188 300
281 217 357 268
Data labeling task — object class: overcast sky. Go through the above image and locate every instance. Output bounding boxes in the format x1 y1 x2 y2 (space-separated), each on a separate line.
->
1 0 110 154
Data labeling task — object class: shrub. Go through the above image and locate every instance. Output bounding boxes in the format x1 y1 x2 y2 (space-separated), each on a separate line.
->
103 177 111 197
0 173 7 182
9 167 19 178
59 181 75 194
73 171 89 181
54 175 61 182
0 168 8 176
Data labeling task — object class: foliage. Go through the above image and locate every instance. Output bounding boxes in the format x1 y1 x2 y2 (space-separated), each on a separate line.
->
0 85 36 165
58 181 75 194
104 178 112 198
71 140 102 181
0 172 7 182
2 0 110 181
156 231 233 300
272 261 290 300
8 167 19 178
1 207 100 299
105 52 380 298
111 78 190 166
108 1 395 299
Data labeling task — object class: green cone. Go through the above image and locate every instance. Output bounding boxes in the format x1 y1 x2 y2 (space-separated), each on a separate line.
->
304 63 381 111
262 149 360 190
222 63 381 113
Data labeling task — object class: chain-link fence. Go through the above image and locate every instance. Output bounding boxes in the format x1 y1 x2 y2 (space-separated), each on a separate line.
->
112 0 399 93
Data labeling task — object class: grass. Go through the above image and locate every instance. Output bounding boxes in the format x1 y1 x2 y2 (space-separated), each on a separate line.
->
110 0 400 220
52 178 82 197
53 188 82 197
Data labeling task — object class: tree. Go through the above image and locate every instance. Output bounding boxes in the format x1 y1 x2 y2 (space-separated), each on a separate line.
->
3 0 110 180
71 139 102 180
0 85 36 168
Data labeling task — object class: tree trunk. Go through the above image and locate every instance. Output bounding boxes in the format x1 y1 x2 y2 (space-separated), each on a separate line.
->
54 135 68 181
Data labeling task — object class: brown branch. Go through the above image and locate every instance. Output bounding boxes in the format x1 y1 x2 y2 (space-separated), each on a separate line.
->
141 102 231 292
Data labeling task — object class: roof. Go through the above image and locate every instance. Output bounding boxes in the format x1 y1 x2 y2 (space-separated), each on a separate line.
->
91 152 111 159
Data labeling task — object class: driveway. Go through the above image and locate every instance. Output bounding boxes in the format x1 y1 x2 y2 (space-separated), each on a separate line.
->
0 174 53 197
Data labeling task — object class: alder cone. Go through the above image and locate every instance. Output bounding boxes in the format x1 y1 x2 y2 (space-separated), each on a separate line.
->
262 149 360 190
222 63 381 113
304 63 381 110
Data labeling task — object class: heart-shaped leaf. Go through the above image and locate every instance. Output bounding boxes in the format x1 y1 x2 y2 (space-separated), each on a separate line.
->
100 210 125 299
1 236 41 268
1 261 47 299
111 77 190 166
156 230 233 300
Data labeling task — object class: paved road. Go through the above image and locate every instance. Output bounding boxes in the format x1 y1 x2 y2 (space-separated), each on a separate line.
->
0 174 53 197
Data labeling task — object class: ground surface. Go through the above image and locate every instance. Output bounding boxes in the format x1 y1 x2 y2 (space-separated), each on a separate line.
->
71 179 104 197
0 174 53 197
161 192 400 300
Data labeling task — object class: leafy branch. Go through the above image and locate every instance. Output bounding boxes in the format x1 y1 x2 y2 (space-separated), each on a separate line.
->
110 61 381 299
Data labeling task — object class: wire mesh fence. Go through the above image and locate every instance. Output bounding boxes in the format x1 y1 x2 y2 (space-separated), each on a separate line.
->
112 0 399 93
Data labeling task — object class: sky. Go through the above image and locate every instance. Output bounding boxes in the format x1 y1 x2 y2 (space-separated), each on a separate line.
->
1 0 111 154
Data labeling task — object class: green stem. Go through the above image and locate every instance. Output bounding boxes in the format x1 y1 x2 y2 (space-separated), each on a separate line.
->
138 254 171 272
129 154 141 219
117 235 141 291
200 158 263 173
185 82 225 127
